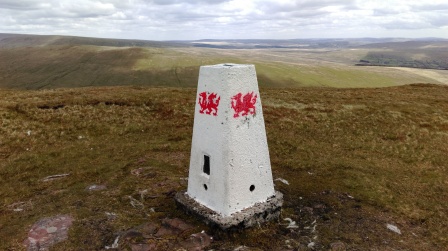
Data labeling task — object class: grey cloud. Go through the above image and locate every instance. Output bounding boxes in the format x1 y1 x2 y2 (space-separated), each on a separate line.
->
0 0 45 10
143 0 230 5
373 8 402 16
58 2 117 18
382 20 431 30
426 14 448 27
259 0 356 14
413 3 448 11
0 0 447 40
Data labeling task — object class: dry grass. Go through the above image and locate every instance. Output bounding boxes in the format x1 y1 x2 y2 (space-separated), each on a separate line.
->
1 45 445 91
1 84 447 250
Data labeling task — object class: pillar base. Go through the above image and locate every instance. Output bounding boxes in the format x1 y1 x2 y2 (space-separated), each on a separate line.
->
175 191 283 230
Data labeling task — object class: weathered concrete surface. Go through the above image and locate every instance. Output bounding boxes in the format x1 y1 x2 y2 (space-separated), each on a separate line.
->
175 190 283 230
187 63 276 216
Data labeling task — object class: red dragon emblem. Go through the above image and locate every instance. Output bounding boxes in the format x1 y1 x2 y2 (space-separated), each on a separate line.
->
198 92 221 116
231 92 258 118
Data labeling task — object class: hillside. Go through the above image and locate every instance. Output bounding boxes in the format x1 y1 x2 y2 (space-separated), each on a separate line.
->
1 34 447 90
1 84 447 250
357 41 448 70
0 34 185 49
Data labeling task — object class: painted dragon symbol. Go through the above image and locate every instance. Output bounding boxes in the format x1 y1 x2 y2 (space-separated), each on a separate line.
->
198 92 221 116
231 92 258 118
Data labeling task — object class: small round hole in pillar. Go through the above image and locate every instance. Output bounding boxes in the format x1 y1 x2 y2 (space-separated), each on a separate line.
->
250 185 255 192
203 184 208 190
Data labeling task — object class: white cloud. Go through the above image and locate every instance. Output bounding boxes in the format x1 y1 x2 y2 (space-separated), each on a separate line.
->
0 0 447 40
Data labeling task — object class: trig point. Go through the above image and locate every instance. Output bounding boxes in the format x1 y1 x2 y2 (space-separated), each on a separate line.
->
175 63 283 230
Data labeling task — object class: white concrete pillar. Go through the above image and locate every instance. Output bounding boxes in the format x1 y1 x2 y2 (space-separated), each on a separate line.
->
185 63 278 217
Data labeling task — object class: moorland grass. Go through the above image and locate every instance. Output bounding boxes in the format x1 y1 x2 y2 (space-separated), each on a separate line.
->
0 84 447 250
0 45 442 90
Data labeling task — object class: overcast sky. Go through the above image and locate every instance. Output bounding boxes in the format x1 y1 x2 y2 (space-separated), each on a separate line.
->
1 0 447 40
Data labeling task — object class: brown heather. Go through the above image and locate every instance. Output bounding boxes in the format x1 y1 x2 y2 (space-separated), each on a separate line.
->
0 84 447 250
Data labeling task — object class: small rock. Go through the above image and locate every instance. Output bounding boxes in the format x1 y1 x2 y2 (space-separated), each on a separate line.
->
8 201 33 212
303 206 313 213
41 173 70 182
131 167 156 178
24 215 74 251
131 167 145 176
330 241 346 251
122 230 143 241
86 184 107 191
178 231 213 250
139 222 159 236
131 243 157 251
155 218 193 237
105 212 118 220
275 178 289 185
387 224 401 234
105 236 119 249
313 204 326 209
283 218 299 229
233 245 249 251
46 227 57 234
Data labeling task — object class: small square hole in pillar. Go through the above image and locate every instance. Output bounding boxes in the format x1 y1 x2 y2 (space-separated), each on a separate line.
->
203 155 210 175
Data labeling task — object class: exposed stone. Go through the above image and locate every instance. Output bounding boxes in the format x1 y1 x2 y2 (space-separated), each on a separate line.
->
120 219 203 251
138 222 159 237
178 231 213 251
131 167 157 178
122 230 143 241
330 241 347 251
131 243 157 251
387 223 402 234
86 184 107 191
162 218 193 231
155 218 194 237
233 246 264 251
175 190 283 230
24 215 74 251
41 173 70 182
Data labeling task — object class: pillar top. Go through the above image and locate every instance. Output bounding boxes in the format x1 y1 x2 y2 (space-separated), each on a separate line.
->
204 63 253 68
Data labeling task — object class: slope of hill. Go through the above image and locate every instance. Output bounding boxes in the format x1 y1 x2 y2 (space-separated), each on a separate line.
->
356 41 448 70
0 84 447 250
1 34 447 89
0 34 186 49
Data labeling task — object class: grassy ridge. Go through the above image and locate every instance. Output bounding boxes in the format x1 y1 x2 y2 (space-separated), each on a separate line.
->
0 46 200 89
1 84 447 250
1 44 443 90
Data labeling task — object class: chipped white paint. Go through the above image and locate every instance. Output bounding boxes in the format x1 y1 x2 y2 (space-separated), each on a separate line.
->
186 63 275 216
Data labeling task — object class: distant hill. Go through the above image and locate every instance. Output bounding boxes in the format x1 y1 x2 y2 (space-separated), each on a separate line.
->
0 33 446 90
2 33 447 50
191 38 448 49
356 41 448 70
0 33 188 49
